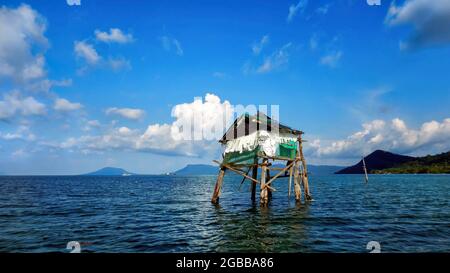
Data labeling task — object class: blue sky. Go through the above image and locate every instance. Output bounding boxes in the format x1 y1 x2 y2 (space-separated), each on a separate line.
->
0 0 449 174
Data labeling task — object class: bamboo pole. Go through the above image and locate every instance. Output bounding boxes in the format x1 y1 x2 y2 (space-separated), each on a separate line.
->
251 158 258 201
238 167 251 191
267 168 272 199
264 160 295 187
211 167 226 204
294 159 302 202
220 163 276 192
298 135 312 201
288 164 293 198
260 158 269 206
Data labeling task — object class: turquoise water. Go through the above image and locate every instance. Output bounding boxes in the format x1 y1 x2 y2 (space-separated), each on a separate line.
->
0 174 449 252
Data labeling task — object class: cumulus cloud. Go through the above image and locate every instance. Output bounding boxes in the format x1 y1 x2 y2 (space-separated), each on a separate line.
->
0 125 35 141
320 50 342 68
106 107 145 120
54 98 83 112
256 43 292 73
309 118 450 159
160 36 183 56
0 4 48 83
385 0 450 49
74 41 130 72
287 0 308 22
27 78 72 93
252 35 269 55
74 41 101 65
95 28 133 44
0 91 46 120
59 94 234 157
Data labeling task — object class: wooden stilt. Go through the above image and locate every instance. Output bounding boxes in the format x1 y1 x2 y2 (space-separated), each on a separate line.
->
266 168 272 199
211 167 225 204
251 159 258 201
298 135 312 201
288 164 293 198
260 158 269 206
293 159 302 202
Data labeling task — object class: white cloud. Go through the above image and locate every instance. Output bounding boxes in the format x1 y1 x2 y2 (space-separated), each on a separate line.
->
0 4 48 83
320 50 342 68
59 94 234 157
0 125 35 141
160 36 183 56
82 119 101 132
27 78 72 93
287 0 308 22
252 35 269 55
54 98 83 112
106 107 145 120
172 39 183 56
95 28 133 44
385 0 450 49
309 118 450 159
0 91 46 120
74 41 101 65
108 57 131 71
256 43 292 73
74 41 130 72
66 0 81 6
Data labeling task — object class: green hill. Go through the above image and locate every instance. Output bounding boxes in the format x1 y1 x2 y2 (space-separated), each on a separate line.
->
372 151 450 174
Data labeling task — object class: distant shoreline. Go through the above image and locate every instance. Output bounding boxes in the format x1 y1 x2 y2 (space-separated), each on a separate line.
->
1 173 449 177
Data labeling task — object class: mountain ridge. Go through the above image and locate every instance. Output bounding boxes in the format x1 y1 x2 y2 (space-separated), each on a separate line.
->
336 150 414 174
336 150 450 174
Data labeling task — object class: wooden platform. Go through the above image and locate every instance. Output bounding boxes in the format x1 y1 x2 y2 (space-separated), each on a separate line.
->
211 134 312 206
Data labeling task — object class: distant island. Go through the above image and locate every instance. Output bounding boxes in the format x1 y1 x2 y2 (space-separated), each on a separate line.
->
82 167 136 176
172 164 219 175
171 163 343 176
79 164 343 176
82 150 450 176
336 150 450 174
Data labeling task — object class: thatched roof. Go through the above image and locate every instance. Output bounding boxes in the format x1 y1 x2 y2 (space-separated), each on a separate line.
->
219 112 303 144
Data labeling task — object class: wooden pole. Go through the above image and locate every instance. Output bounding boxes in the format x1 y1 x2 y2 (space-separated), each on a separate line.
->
211 167 226 204
298 134 312 201
266 168 272 199
238 167 251 191
218 163 276 191
288 164 293 198
251 158 258 201
362 156 369 183
264 160 295 187
260 158 269 206
294 158 302 202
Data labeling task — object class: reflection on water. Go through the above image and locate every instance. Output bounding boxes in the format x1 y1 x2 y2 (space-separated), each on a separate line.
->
0 174 449 252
